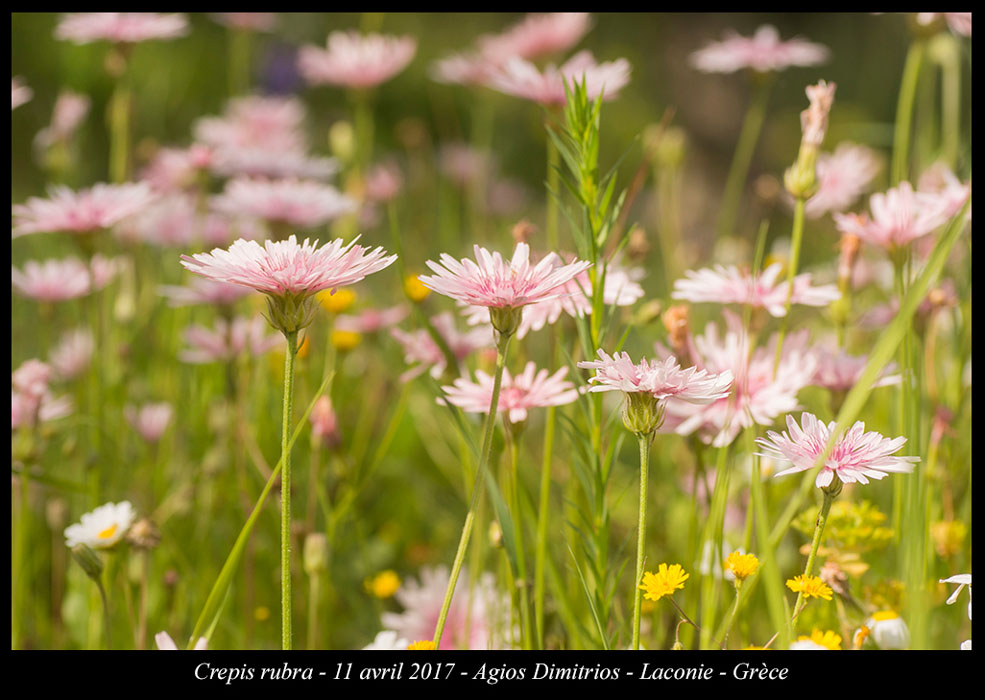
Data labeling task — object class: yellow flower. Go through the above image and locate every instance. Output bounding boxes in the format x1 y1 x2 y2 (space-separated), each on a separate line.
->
254 606 271 622
404 274 430 303
786 574 833 600
331 329 362 352
725 551 760 581
296 334 311 359
931 520 967 558
797 628 842 650
639 563 689 602
365 570 401 599
318 288 356 313
407 640 436 650
853 625 871 649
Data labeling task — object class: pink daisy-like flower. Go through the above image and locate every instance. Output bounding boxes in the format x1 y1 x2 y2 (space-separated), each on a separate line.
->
211 13 277 32
655 312 817 447
210 147 339 182
689 25 829 74
489 50 631 106
479 12 592 62
363 162 403 203
461 257 644 338
12 360 73 430
833 181 961 252
12 258 93 302
181 234 396 300
334 305 408 334
309 395 341 449
55 13 189 44
49 328 95 381
803 143 881 219
419 242 591 311
298 31 417 89
381 565 512 650
672 263 840 318
439 143 491 188
757 412 918 489
579 349 733 403
391 312 493 383
139 145 214 193
180 316 282 364
431 51 501 87
442 362 579 424
210 178 357 230
12 182 156 238
12 77 32 110
917 163 971 222
194 96 307 153
34 90 91 151
124 402 173 443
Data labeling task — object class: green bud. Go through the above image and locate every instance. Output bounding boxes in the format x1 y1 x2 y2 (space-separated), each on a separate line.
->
70 543 104 582
330 121 355 163
264 293 318 335
784 150 819 201
672 640 684 650
303 533 329 575
622 392 665 437
489 305 522 339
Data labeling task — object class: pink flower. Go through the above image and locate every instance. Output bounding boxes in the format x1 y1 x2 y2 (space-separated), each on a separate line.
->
298 31 416 89
917 163 971 222
672 263 840 317
689 25 828 74
12 183 156 238
12 360 51 402
655 312 817 447
12 77 32 110
211 13 277 32
12 258 93 302
579 349 733 403
140 146 213 193
210 148 339 182
55 13 189 44
391 312 493 382
431 51 501 87
810 344 900 393
180 316 282 364
478 13 591 62
155 631 208 650
420 242 591 310
381 566 512 650
834 182 959 251
49 328 95 381
363 162 403 203
489 51 631 106
125 402 173 443
439 143 491 188
757 412 918 489
34 90 90 151
211 178 356 230
334 305 408 334
802 143 881 219
309 396 341 449
159 278 254 307
442 362 579 423
194 96 307 153
180 234 396 299
12 360 73 429
462 257 644 338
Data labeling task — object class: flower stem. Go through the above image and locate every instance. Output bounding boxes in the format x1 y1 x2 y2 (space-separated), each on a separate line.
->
229 28 251 97
632 432 651 650
508 436 533 649
108 53 131 184
773 196 806 378
280 330 298 650
716 75 773 241
792 488 836 622
533 403 555 649
891 39 926 186
432 330 512 648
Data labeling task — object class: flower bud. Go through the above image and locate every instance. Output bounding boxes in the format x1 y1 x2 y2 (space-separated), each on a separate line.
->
404 275 430 303
264 293 318 335
329 121 355 163
489 305 523 339
303 533 329 575
70 543 104 582
622 392 665 437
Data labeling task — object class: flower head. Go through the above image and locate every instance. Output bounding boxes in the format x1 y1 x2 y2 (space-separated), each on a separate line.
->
639 563 689 602
298 31 417 89
55 13 189 44
179 316 281 364
689 25 829 74
790 628 841 650
12 258 94 302
211 178 356 230
802 143 881 219
12 77 32 110
49 328 95 380
865 610 910 649
725 551 760 581
442 362 579 424
489 50 630 106
211 13 276 32
758 412 918 490
125 402 173 443
155 631 208 650
672 263 840 318
366 570 401 599
785 574 833 601
159 278 254 307
479 13 591 62
363 630 410 650
407 640 436 650
391 313 493 382
64 501 136 549
579 349 733 403
35 90 90 150
940 573 972 620
334 305 408 334
13 183 156 238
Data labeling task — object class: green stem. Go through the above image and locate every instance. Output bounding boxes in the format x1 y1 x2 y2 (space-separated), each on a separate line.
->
891 40 926 186
720 586 742 649
632 433 652 650
546 131 560 251
307 572 320 650
508 436 532 649
533 403 555 649
109 54 131 184
940 38 961 169
433 331 512 648
792 488 836 622
280 330 298 650
97 578 112 650
773 197 806 378
352 90 374 178
716 75 772 241
229 28 251 97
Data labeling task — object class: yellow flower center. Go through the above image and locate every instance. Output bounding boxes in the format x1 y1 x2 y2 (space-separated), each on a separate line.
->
407 640 436 650
97 524 118 540
366 570 401 599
